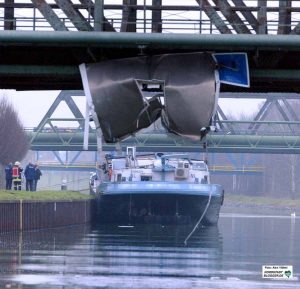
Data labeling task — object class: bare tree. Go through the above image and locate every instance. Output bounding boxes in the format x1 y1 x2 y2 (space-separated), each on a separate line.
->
0 98 28 165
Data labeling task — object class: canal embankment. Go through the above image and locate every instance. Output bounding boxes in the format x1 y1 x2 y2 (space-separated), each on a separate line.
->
0 190 95 232
1 191 299 232
221 194 300 216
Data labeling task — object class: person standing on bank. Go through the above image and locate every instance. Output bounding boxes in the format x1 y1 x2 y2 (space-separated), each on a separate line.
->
24 162 35 191
12 162 23 190
4 163 13 190
34 164 42 191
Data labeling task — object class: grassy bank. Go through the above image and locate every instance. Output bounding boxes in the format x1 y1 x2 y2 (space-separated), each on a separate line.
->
225 194 300 208
0 190 93 201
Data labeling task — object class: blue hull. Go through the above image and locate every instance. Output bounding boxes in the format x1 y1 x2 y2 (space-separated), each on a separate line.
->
96 182 224 226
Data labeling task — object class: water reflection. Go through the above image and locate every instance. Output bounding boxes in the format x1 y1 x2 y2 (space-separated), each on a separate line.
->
0 225 89 287
0 215 298 289
90 225 223 278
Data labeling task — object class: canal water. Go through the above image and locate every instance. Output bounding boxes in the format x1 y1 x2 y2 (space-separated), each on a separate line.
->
0 214 299 289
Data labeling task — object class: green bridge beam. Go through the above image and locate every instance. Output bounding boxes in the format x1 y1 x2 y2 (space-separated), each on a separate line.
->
38 164 263 175
1 65 300 81
2 31 300 50
1 31 300 91
27 132 300 154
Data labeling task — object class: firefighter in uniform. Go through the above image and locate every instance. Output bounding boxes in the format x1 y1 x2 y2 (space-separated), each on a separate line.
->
12 161 23 190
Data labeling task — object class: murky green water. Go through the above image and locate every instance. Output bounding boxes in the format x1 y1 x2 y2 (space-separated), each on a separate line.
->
0 214 299 288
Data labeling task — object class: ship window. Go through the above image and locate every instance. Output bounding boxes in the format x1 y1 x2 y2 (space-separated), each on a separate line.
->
112 159 126 169
142 83 163 92
184 163 189 168
141 175 152 181
117 173 122 182
201 176 208 184
192 163 207 171
178 162 184 168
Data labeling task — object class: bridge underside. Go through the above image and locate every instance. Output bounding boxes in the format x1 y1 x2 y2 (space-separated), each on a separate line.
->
1 31 300 92
2 1 300 92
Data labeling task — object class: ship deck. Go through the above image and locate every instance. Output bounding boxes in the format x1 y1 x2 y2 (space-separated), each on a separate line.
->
99 181 223 197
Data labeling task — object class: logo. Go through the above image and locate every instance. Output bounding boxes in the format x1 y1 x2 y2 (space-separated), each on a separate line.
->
262 265 293 279
284 270 292 278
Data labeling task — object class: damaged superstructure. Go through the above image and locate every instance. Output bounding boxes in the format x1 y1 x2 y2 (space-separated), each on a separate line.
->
80 52 248 226
80 52 221 143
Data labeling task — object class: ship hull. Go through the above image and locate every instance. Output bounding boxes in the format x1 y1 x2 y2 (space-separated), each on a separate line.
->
96 182 224 226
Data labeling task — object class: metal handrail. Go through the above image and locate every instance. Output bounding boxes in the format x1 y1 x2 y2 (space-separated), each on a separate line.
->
1 1 300 34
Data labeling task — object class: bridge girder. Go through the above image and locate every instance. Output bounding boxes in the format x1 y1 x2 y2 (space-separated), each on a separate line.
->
0 31 300 91
27 90 300 155
27 131 300 154
1 1 300 90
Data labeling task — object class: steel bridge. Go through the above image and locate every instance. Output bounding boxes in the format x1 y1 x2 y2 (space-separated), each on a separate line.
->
27 90 300 154
2 1 300 160
37 162 264 175
16 86 292 176
0 1 300 93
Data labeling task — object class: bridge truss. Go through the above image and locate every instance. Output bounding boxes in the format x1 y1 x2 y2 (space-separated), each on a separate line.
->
0 1 300 91
28 89 300 175
28 90 300 154
2 1 300 174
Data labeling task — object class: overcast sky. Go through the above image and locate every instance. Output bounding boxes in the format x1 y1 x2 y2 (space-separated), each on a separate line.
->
0 90 86 128
0 89 263 128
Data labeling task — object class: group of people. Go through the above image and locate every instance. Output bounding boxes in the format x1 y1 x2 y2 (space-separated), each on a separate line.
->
4 161 42 191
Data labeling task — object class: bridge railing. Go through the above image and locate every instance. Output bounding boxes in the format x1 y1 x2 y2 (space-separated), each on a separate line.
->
215 120 300 136
26 118 300 139
36 161 263 174
209 165 264 173
0 17 297 35
1 1 300 34
25 117 300 153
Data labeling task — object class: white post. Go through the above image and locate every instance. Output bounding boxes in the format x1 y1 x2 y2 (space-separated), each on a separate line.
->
83 100 90 150
79 63 105 161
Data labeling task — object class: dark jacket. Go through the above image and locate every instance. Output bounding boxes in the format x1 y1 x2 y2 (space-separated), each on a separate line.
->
35 168 42 180
24 163 35 181
4 164 12 180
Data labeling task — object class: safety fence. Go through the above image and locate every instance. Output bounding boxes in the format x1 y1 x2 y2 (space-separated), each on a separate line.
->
0 199 95 233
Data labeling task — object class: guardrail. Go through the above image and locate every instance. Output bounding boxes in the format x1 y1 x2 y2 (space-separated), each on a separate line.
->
1 1 300 34
209 165 264 173
35 162 263 174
